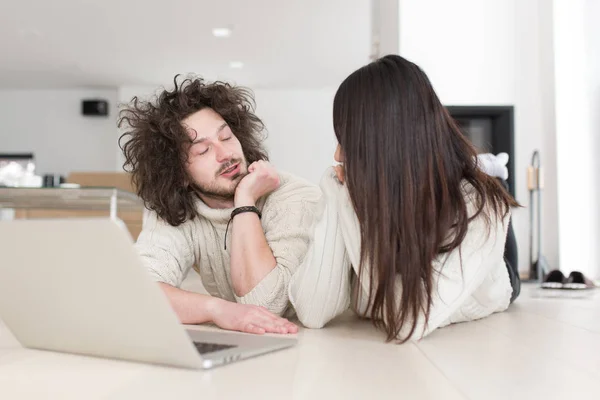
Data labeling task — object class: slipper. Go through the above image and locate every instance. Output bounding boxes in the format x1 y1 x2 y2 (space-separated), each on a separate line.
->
541 269 565 289
563 271 596 290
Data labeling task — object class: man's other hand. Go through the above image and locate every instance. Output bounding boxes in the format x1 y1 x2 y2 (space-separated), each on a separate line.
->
210 299 298 335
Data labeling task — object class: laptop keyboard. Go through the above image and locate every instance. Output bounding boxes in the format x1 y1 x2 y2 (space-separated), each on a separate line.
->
193 341 237 355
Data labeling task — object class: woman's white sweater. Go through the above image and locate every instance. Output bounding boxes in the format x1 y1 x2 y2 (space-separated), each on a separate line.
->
288 168 513 340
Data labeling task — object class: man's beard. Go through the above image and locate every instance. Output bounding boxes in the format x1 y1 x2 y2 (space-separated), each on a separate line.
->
194 173 246 201
193 159 248 201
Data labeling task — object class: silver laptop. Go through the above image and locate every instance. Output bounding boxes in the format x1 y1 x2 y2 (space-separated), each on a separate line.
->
0 218 296 369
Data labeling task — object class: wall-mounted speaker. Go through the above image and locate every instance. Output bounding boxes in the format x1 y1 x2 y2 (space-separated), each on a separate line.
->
82 99 109 116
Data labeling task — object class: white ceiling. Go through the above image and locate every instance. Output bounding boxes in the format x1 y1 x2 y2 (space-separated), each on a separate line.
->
0 0 372 89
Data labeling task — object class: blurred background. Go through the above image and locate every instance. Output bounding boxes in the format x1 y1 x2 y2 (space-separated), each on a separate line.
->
0 0 598 280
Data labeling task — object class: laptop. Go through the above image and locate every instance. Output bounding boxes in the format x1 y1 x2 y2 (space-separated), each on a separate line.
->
0 218 296 369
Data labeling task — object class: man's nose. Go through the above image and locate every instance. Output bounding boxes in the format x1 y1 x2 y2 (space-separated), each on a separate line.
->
214 142 231 163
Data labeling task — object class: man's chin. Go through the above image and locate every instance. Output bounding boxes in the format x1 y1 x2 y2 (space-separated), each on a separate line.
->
215 173 245 194
198 189 235 202
227 170 248 183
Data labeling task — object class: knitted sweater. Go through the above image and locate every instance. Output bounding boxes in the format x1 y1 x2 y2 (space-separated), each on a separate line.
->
135 172 321 316
288 167 513 339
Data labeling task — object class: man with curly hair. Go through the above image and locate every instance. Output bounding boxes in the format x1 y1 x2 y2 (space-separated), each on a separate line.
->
118 76 321 335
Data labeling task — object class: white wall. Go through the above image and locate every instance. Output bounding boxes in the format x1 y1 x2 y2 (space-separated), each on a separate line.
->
0 89 118 177
372 0 400 57
254 89 338 184
553 0 600 279
398 0 559 276
588 0 600 274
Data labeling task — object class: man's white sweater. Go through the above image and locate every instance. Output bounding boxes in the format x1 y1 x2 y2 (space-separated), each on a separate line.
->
135 172 321 316
288 168 514 339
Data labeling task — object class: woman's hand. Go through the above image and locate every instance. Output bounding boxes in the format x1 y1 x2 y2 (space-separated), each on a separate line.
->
334 164 345 184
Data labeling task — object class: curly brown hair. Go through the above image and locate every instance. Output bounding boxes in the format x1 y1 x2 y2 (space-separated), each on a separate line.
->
118 75 268 226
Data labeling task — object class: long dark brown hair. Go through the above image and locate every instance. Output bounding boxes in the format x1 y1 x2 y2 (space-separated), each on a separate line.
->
118 75 268 226
333 55 518 342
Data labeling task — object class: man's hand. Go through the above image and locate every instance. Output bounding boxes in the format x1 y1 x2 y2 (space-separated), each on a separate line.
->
158 283 296 334
235 161 280 207
210 299 298 335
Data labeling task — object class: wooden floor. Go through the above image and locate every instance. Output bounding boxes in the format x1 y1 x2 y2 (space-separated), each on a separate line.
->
1 283 599 399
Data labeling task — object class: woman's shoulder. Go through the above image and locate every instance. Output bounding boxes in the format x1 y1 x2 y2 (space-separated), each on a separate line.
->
460 179 510 219
450 180 511 261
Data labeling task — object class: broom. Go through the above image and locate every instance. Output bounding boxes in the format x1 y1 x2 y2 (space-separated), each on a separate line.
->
528 150 551 282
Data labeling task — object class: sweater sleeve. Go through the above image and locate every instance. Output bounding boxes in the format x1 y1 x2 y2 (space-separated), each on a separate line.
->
288 168 353 328
134 210 197 288
234 182 322 316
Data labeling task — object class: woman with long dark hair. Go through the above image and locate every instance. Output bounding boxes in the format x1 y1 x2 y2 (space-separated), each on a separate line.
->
289 55 520 342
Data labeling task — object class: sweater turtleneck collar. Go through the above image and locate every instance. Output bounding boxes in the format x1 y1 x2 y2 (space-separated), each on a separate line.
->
193 195 267 227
